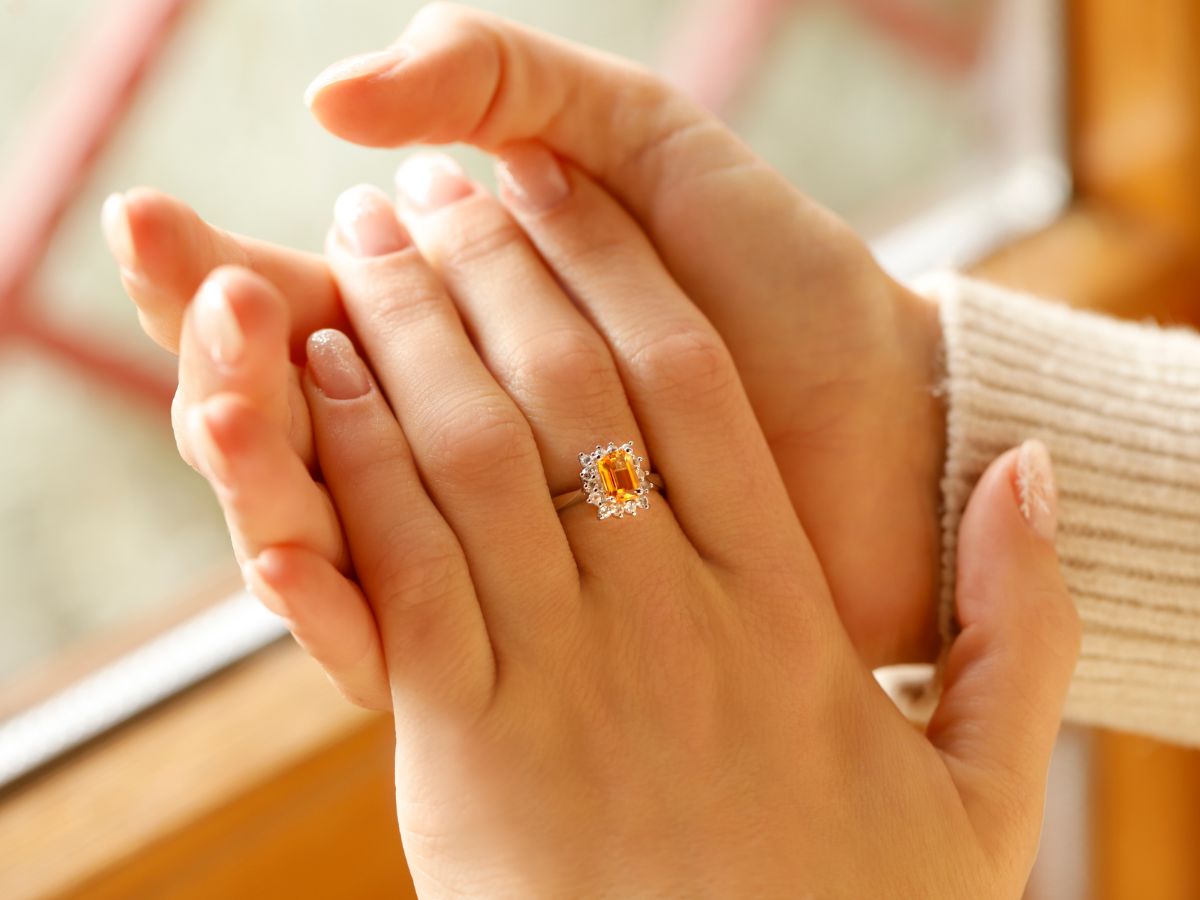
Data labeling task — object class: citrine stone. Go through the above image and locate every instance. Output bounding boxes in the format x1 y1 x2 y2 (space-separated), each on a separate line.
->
596 449 641 503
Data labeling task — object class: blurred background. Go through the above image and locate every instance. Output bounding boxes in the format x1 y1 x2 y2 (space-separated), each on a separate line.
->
0 0 1058 686
1 0 1197 898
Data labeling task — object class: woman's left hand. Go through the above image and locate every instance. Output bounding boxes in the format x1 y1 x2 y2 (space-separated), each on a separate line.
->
185 154 1079 897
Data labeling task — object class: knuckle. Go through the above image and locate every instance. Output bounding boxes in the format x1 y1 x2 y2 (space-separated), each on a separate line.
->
611 73 709 174
432 205 525 273
373 526 464 610
538 227 638 281
506 328 616 414
616 64 678 113
340 428 416 492
423 399 531 486
628 327 737 403
410 1 499 69
359 274 447 341
412 1 471 28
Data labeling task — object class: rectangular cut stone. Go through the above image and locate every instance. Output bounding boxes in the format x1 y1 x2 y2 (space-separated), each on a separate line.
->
597 449 640 503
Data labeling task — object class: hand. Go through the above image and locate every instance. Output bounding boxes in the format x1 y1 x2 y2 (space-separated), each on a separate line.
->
185 177 1076 897
102 4 945 678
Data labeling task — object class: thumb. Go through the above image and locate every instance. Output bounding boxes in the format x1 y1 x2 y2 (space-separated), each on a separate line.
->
926 440 1081 861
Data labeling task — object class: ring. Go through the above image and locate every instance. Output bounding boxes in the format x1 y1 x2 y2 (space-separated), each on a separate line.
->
553 441 662 520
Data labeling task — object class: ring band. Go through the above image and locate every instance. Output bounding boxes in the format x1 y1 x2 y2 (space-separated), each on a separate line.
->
554 441 662 520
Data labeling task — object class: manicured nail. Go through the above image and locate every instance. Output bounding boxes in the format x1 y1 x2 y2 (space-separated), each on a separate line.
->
192 278 244 366
186 404 230 488
496 145 569 213
1016 439 1058 542
101 193 136 269
304 45 409 107
395 154 474 213
307 329 370 400
334 185 411 257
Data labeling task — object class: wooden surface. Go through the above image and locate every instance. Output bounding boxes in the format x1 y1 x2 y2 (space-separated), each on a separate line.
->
1068 0 1200 253
0 641 414 899
973 202 1200 321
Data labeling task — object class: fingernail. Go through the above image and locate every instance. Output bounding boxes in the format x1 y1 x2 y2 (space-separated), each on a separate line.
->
1016 439 1058 542
304 45 409 107
334 185 411 257
192 279 244 366
395 154 474 213
307 329 370 400
101 193 136 269
186 405 230 488
496 145 570 213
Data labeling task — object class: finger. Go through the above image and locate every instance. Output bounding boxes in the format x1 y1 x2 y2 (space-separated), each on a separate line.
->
101 189 344 354
327 186 576 648
187 392 344 570
494 145 809 569
303 328 493 715
392 154 679 555
303 3 856 476
927 441 1080 868
173 267 313 470
244 546 391 712
303 2 739 214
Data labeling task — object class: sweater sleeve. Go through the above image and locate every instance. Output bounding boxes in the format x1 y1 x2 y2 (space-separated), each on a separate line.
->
918 272 1200 747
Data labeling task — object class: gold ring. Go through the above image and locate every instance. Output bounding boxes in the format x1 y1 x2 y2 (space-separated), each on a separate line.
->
553 441 661 520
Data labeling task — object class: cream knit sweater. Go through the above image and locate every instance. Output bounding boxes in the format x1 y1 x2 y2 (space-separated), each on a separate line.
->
922 273 1200 747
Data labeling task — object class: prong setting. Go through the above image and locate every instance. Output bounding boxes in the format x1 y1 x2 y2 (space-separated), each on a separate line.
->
578 440 652 520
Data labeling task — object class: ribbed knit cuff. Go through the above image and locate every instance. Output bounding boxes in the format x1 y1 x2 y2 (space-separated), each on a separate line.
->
919 272 1200 747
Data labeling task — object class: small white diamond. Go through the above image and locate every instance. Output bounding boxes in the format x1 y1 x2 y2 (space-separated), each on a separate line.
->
579 453 591 466
623 501 637 514
637 496 650 509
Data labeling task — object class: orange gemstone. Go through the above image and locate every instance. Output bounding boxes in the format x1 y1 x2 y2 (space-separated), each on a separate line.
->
596 449 641 503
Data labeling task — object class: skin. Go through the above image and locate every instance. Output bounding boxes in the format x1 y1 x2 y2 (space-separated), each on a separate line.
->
103 3 945 689
101 9 1081 891
180 178 1075 897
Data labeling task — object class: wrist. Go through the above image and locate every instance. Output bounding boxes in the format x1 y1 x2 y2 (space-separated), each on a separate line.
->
892 278 948 663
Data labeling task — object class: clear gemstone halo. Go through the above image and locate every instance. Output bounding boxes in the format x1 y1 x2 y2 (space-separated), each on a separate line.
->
578 441 653 520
